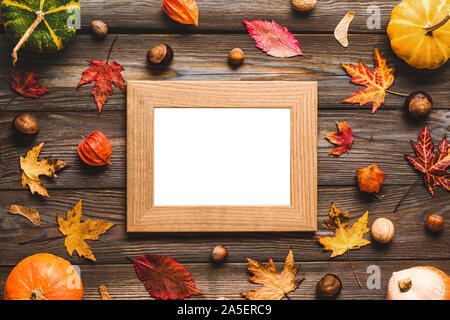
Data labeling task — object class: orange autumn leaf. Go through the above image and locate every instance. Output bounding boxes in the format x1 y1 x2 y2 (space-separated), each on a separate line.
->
318 204 371 287
325 121 354 156
57 200 115 261
241 249 304 300
162 0 199 26
356 163 387 194
342 48 395 113
20 143 70 198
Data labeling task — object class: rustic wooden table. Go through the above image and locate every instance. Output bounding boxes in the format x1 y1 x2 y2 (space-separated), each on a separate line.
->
0 0 449 300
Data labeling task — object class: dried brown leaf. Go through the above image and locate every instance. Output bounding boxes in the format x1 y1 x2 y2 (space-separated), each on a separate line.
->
334 11 355 48
9 204 41 226
99 285 111 300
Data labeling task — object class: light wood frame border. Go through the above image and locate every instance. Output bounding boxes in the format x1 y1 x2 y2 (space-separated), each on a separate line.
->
127 81 317 232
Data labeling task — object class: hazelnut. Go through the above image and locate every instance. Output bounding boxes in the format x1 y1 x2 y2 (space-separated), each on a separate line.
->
292 0 317 12
316 274 342 298
228 48 245 66
405 91 433 118
13 113 39 135
211 245 228 263
371 218 395 244
91 20 108 39
426 214 444 232
147 43 174 66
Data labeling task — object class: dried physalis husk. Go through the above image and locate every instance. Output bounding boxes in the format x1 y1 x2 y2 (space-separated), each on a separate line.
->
9 205 41 226
99 285 111 300
334 11 355 48
162 0 199 26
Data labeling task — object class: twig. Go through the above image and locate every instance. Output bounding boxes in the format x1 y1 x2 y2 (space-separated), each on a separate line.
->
385 89 409 97
0 95 17 117
348 250 362 288
393 178 419 213
106 36 119 63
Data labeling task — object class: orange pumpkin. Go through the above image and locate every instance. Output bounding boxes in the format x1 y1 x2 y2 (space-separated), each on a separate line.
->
4 253 83 300
387 0 450 70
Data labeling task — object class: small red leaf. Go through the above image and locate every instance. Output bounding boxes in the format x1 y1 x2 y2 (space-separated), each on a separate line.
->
132 254 203 300
243 20 303 58
9 69 49 98
78 60 125 114
325 121 354 156
406 125 450 196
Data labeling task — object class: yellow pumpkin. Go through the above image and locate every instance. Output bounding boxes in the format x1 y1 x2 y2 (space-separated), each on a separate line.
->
387 0 450 70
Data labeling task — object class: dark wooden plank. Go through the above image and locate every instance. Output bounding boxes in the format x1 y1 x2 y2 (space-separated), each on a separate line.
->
1 109 448 189
1 260 449 299
78 0 396 33
0 185 448 266
0 34 448 112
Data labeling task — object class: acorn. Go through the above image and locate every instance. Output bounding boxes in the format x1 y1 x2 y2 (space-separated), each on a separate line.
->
316 274 342 298
13 113 39 135
228 48 245 66
211 245 228 263
147 43 174 66
91 20 108 39
405 91 433 118
426 214 444 232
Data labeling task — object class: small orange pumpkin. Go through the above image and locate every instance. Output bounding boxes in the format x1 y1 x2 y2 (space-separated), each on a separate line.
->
4 253 83 300
387 0 450 70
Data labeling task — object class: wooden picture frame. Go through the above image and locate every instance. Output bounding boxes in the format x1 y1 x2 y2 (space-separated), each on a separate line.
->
127 81 318 232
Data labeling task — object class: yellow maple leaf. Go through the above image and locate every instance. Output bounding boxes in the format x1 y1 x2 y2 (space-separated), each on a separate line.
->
318 203 371 287
20 142 69 198
241 249 303 300
57 199 115 261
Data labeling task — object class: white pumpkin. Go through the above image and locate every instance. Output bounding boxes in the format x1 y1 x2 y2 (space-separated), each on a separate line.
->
386 266 450 300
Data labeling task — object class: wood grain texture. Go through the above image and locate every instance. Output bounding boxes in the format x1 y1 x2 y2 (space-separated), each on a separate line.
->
77 0 396 33
1 260 449 300
0 34 448 113
127 81 317 232
0 185 448 266
0 109 448 190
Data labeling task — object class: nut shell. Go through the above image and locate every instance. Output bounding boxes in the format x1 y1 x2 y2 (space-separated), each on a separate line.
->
426 214 444 232
211 245 228 263
371 218 395 243
316 274 342 298
147 43 174 66
91 20 108 39
228 48 245 66
14 113 39 135
292 0 317 12
405 91 433 118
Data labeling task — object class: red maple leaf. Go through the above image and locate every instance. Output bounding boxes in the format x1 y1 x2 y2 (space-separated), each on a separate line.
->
78 60 125 114
131 254 203 300
9 69 49 98
406 125 450 196
342 48 395 113
325 121 354 156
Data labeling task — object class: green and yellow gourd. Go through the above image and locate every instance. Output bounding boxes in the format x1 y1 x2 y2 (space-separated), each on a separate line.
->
1 0 80 65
